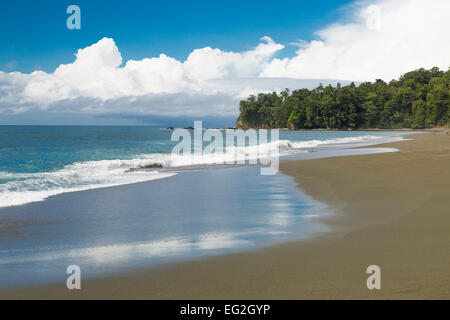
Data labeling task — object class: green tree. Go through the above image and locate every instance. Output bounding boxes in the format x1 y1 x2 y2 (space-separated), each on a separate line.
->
236 67 449 130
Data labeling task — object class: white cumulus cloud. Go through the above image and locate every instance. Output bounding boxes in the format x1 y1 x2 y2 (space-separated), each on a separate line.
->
0 36 287 117
0 0 449 121
261 0 450 81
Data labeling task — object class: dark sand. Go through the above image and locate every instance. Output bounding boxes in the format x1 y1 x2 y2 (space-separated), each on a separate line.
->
1 131 449 299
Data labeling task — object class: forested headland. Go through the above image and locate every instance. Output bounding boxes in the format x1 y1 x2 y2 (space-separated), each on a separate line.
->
236 67 450 130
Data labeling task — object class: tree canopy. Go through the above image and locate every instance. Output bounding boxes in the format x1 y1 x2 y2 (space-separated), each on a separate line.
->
237 67 450 129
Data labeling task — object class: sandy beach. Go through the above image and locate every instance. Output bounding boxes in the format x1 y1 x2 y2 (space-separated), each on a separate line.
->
1 130 449 299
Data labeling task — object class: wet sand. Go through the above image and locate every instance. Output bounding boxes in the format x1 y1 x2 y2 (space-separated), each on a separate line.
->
1 130 449 299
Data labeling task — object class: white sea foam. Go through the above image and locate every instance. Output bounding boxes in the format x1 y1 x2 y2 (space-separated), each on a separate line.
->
0 135 402 209
0 165 174 208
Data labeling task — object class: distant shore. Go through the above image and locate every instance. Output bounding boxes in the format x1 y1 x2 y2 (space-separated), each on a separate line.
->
232 125 447 131
1 130 449 299
167 126 446 131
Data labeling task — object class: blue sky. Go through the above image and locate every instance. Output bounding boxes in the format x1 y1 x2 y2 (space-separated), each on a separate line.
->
0 0 352 73
0 0 448 126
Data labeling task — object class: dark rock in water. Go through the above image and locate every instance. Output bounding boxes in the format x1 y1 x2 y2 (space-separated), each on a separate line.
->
126 163 163 173
166 127 175 130
143 163 163 169
184 126 194 130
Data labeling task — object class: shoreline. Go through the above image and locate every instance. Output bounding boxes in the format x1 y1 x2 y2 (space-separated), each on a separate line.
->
0 130 410 211
232 127 446 131
1 130 449 299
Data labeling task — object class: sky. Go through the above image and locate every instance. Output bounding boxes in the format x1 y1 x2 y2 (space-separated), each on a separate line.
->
0 0 449 126
0 0 351 73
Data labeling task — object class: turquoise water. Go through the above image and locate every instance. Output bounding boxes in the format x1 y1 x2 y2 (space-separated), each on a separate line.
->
0 126 409 174
0 126 412 208
0 126 417 288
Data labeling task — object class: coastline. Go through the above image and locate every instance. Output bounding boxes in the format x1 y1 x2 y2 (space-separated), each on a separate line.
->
1 130 449 299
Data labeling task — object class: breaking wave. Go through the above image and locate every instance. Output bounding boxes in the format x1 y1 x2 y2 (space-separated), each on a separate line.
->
0 135 400 208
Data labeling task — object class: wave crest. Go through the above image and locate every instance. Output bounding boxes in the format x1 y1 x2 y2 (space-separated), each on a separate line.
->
0 135 393 208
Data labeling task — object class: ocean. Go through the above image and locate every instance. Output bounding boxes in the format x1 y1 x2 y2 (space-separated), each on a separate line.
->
0 126 413 209
0 126 415 288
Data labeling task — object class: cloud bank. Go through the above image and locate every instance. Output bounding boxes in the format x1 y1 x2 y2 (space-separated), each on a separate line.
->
0 36 290 118
0 0 449 121
261 0 450 81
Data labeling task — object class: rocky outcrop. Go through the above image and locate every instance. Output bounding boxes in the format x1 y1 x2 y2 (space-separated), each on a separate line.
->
235 118 249 130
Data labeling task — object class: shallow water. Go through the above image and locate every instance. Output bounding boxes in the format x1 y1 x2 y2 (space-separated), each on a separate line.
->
0 166 327 288
0 127 420 288
0 126 415 208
